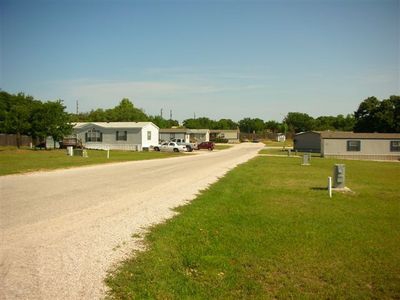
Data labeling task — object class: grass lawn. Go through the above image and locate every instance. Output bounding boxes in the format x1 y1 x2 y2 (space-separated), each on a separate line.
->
106 156 400 299
214 144 233 150
263 138 293 147
0 147 183 176
259 147 321 157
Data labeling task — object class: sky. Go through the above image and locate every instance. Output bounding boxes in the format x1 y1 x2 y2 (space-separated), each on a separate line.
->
1 0 399 122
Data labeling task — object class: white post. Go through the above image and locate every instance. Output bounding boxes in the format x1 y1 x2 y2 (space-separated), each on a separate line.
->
328 176 332 198
107 148 110 159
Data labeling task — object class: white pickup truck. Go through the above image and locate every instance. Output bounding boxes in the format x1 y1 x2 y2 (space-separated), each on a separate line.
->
170 138 196 152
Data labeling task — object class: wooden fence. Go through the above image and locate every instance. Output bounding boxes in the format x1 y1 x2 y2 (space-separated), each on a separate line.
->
0 134 33 147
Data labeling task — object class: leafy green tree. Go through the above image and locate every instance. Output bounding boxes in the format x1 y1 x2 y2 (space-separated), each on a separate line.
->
1 92 36 147
148 115 179 128
265 120 281 133
108 98 148 122
183 117 215 129
214 119 238 130
392 95 400 132
4 105 31 147
354 96 399 133
238 118 265 133
31 100 72 148
354 97 380 132
283 112 315 133
87 109 109 122
332 114 355 131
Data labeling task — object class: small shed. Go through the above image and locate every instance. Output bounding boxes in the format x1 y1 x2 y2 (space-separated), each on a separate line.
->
73 122 159 151
293 131 322 153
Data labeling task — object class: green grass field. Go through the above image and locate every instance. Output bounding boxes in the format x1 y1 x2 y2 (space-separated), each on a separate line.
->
214 144 233 150
259 147 321 157
0 147 182 176
262 138 293 147
106 156 400 299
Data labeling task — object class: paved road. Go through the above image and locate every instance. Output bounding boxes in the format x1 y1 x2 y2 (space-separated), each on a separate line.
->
0 143 263 299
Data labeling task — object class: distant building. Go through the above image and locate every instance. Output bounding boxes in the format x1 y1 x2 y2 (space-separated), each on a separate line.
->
294 131 400 161
276 133 286 142
73 122 159 151
159 128 210 143
210 129 240 143
159 128 190 143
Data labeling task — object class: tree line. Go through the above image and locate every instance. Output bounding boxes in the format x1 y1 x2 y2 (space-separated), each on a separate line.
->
0 91 71 147
1 90 399 148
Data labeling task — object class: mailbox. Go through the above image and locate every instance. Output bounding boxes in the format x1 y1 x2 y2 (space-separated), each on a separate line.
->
333 164 345 188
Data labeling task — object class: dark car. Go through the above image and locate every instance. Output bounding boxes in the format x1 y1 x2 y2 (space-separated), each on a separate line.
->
196 141 215 151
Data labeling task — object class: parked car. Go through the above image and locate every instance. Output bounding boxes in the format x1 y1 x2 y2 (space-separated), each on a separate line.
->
170 138 196 152
153 142 187 152
196 141 215 151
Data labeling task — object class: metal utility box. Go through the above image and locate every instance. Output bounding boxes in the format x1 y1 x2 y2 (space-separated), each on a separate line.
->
333 164 346 188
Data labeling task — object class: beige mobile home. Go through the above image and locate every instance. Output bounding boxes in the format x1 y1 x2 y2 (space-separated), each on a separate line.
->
294 131 400 161
159 128 210 143
73 122 159 151
159 128 190 143
210 129 240 143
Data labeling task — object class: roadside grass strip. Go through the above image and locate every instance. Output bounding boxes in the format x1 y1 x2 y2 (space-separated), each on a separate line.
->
214 144 233 151
106 156 400 299
259 148 321 158
0 148 183 175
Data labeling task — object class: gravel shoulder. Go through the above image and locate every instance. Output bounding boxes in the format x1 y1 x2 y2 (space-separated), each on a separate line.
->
0 143 263 299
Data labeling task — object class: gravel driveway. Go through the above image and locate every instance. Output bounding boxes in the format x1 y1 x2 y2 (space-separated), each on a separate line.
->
0 143 263 299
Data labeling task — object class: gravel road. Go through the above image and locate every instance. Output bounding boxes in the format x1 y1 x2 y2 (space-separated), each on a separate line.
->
0 143 263 299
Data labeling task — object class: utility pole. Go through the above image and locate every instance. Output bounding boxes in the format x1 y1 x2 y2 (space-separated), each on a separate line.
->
160 108 163 118
76 100 79 115
170 109 172 120
194 112 196 119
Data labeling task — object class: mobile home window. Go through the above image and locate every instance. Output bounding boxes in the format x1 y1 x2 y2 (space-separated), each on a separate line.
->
390 141 400 152
86 129 102 142
347 140 360 151
147 131 152 141
116 131 127 141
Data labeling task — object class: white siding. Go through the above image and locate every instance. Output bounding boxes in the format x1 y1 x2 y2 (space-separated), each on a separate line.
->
141 123 159 148
73 122 159 151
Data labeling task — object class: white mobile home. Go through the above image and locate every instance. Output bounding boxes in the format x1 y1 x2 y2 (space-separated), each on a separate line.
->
294 131 400 161
73 122 159 151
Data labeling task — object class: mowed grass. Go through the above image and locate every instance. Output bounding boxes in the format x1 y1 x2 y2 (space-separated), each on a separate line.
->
0 147 182 176
259 147 321 157
106 156 400 299
262 138 293 147
214 144 233 150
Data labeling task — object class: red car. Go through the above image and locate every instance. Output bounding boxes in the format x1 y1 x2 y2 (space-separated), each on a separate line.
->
196 141 215 151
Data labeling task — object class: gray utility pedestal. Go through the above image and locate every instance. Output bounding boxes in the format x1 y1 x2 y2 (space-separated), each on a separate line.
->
302 153 311 165
67 146 73 156
333 164 345 188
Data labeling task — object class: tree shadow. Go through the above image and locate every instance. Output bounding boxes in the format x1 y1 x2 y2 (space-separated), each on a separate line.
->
310 187 327 191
